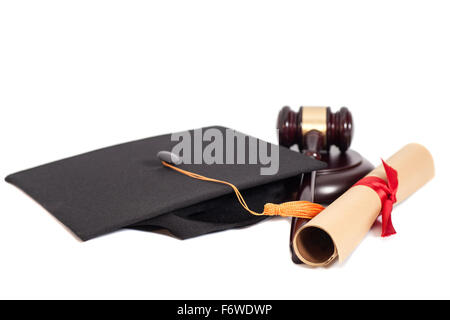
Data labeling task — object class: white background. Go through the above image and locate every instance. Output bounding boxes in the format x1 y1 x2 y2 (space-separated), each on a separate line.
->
1 1 449 299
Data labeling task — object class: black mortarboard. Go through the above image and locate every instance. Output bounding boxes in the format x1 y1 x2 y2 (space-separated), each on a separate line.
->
5 126 325 241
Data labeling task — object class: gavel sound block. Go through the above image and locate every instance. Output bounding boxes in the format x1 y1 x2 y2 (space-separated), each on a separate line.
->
277 106 374 263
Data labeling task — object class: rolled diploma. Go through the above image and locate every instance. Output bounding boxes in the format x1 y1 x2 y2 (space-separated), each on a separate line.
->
293 143 435 266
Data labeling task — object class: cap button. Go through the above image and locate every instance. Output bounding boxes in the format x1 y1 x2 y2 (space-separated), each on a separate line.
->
157 151 182 165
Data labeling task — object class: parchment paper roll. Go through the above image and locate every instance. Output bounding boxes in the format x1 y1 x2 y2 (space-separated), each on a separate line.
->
293 143 435 266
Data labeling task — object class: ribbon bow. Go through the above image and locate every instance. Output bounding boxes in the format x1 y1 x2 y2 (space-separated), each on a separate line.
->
354 159 399 237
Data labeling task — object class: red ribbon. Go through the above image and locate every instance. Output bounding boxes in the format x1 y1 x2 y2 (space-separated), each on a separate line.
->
354 159 399 237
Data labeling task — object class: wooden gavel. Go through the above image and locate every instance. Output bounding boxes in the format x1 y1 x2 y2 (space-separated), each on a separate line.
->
277 106 368 264
277 106 354 159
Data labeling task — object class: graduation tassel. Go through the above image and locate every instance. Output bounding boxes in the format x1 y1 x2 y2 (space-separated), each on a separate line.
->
161 160 325 220
262 201 324 219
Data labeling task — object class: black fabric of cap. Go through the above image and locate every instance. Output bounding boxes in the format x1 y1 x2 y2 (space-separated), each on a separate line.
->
5 126 326 241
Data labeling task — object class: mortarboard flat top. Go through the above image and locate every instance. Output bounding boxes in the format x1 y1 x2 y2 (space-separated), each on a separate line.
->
5 126 326 240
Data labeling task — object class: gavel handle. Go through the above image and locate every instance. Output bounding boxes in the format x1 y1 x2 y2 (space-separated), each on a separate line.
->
303 130 324 160
289 171 318 263
289 130 324 263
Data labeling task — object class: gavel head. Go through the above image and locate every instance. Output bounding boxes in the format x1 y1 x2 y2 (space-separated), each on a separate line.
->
277 106 353 152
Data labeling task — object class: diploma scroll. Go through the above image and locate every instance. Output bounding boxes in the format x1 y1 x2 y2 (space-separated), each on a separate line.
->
292 143 435 266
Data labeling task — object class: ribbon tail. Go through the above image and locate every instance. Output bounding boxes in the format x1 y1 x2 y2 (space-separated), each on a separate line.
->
381 159 399 197
381 200 396 237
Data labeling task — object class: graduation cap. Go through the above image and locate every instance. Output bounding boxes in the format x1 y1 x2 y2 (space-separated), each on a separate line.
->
5 126 326 241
